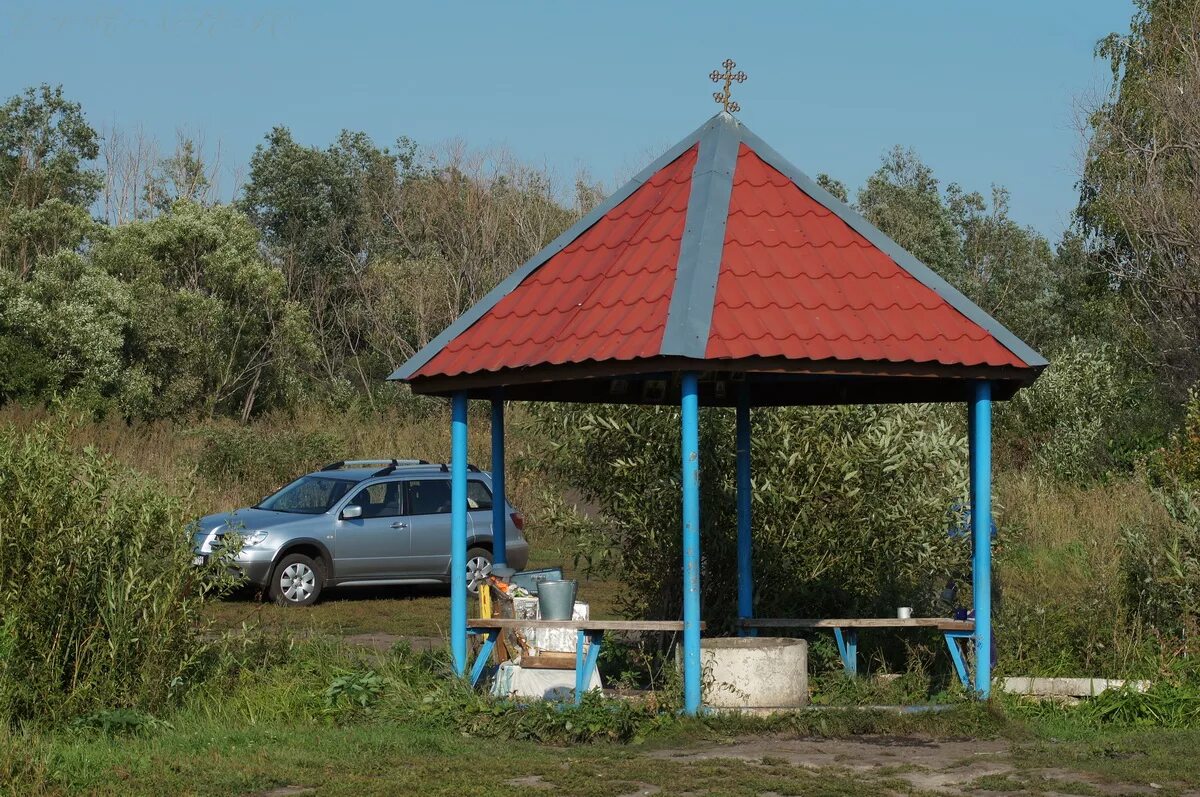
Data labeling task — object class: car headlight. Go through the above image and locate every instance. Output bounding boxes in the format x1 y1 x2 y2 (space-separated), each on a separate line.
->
244 531 269 546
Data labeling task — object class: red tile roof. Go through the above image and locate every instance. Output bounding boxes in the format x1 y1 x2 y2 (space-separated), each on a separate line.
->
398 114 1042 387
415 145 697 378
706 145 1026 368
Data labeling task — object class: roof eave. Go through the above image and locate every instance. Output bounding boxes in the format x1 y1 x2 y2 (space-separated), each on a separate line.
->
405 355 1042 399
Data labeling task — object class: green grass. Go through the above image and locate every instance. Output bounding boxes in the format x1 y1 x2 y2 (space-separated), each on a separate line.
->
10 704 1200 796
6 638 1199 797
7 722 915 797
1010 725 1200 789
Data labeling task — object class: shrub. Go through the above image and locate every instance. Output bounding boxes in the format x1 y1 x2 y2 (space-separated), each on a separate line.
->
997 339 1136 482
0 418 236 725
536 402 970 634
1150 388 1200 488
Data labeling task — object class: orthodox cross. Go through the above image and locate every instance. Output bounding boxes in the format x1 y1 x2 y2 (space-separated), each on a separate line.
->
710 59 747 113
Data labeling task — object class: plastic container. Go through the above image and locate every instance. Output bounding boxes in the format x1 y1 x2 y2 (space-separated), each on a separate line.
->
536 579 578 620
511 567 564 595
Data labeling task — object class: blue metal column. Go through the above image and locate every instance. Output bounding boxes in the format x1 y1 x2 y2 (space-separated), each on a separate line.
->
736 384 754 636
450 392 469 677
680 372 702 715
969 381 993 698
490 395 507 567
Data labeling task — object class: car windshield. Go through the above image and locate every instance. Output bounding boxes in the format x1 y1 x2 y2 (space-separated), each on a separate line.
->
255 475 356 515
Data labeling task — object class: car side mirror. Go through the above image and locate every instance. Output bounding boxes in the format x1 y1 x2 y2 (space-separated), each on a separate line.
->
341 505 363 520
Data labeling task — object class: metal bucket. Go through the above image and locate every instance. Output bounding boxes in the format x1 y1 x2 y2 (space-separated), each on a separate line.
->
537 579 577 620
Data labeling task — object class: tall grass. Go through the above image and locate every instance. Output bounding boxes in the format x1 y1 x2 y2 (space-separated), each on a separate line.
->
0 417 239 725
995 473 1172 676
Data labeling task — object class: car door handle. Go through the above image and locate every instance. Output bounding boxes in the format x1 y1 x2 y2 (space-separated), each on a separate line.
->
391 522 408 529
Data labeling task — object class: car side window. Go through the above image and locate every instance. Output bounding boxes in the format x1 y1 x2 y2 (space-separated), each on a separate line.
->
403 479 494 514
405 479 452 515
347 481 401 519
467 480 493 511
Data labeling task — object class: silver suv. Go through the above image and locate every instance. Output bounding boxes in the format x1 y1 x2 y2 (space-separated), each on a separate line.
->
193 459 530 605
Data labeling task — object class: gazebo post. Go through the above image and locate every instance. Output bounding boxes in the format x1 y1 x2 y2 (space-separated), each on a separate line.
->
680 372 702 714
491 393 507 567
969 381 993 698
450 391 470 677
736 383 754 636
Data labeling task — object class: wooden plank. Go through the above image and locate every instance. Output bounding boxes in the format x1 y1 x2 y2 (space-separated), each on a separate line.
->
467 619 703 632
740 618 975 631
519 651 578 670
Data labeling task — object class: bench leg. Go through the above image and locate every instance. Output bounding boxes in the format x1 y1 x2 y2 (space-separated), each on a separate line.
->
467 629 499 687
833 627 858 676
575 630 586 700
575 631 603 705
944 631 972 691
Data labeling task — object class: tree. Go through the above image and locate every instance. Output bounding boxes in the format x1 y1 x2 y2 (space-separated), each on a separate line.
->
91 201 313 420
240 127 398 390
1078 0 1200 394
950 184 1058 348
239 128 576 402
144 136 217 213
241 127 396 304
857 147 963 281
0 249 129 409
0 85 102 276
816 172 848 203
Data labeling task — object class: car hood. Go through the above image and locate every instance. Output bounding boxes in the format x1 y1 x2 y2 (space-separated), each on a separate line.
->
195 507 318 537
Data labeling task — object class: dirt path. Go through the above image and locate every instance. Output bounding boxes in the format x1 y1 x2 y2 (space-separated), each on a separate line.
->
649 735 1183 796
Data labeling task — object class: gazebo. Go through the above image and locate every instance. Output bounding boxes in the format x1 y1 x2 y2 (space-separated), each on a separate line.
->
389 110 1045 714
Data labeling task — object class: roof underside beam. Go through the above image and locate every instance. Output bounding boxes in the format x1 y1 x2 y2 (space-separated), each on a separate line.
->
405 357 1035 406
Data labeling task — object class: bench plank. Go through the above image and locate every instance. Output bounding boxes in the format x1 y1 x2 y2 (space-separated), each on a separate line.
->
467 619 703 632
741 618 974 632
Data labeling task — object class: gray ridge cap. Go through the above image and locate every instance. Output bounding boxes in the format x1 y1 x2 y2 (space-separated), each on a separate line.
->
734 123 1048 369
660 112 741 357
389 113 726 381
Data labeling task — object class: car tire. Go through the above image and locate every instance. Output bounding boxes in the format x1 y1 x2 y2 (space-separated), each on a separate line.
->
465 547 493 595
269 553 323 606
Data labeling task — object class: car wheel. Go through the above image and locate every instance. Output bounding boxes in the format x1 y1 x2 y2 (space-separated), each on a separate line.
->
465 547 492 594
269 553 323 606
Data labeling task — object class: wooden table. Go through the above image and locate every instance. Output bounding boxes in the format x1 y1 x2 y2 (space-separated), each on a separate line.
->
739 617 976 688
466 619 702 703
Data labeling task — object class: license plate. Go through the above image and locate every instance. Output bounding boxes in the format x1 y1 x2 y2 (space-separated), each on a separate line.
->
192 555 206 566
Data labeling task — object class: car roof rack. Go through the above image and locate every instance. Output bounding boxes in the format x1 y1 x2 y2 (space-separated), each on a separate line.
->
438 463 481 473
320 459 429 474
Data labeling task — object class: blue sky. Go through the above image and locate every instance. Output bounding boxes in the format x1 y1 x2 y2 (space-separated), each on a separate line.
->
2 1 1134 239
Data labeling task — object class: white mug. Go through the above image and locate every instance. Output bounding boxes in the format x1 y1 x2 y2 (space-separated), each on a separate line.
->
897 606 913 620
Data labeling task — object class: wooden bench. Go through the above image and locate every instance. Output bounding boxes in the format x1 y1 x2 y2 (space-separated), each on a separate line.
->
467 619 703 703
740 617 976 688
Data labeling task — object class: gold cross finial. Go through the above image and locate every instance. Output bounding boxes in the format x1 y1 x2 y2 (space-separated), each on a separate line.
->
710 58 747 114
